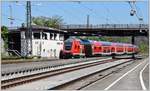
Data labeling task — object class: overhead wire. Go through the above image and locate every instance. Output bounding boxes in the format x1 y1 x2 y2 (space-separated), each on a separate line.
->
128 1 144 24
133 3 145 24
2 13 25 22
104 5 121 24
77 2 115 24
99 2 121 24
31 3 83 24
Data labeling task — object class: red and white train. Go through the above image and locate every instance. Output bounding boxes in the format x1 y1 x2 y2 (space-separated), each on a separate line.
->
59 37 139 59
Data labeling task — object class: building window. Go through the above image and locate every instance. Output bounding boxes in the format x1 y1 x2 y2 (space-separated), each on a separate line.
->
59 34 64 41
54 33 57 40
50 33 53 40
35 41 38 44
33 33 40 39
42 32 47 40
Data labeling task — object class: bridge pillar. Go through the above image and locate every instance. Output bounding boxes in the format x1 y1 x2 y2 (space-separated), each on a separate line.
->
131 35 135 59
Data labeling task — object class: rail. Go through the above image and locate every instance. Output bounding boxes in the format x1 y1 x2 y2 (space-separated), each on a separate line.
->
1 58 133 90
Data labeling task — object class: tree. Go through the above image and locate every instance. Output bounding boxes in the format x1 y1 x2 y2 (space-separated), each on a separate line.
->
1 26 9 49
32 15 65 28
138 42 149 54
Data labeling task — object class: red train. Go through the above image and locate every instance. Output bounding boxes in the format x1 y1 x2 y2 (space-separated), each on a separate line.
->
59 37 139 59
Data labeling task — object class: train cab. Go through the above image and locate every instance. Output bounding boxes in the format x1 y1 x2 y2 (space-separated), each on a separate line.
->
61 38 81 58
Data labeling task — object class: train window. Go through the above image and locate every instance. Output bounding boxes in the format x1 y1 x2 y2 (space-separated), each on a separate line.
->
35 41 38 44
64 41 72 50
33 33 40 39
65 46 71 50
75 45 77 49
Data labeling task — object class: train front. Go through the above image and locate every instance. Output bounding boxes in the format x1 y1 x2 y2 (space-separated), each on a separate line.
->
62 38 73 58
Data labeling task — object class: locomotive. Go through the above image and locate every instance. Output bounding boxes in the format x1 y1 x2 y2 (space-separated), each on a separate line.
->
59 37 139 59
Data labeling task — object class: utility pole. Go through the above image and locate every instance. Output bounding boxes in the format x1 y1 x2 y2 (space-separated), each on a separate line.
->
87 15 89 28
8 4 14 27
26 1 32 57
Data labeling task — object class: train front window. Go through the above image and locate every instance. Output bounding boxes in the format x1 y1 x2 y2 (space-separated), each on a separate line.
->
64 42 72 50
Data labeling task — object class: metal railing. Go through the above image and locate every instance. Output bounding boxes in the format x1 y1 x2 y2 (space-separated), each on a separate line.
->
7 49 21 57
60 24 148 29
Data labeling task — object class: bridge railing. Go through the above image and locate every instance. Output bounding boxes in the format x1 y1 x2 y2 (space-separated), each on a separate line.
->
60 24 148 29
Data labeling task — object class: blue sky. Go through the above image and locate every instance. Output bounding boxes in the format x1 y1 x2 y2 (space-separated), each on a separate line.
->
1 1 148 27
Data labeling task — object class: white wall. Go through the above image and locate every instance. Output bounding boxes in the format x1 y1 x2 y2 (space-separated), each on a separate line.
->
32 39 63 58
21 30 64 58
32 32 64 58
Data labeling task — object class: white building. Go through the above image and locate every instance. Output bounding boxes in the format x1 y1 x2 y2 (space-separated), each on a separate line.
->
8 25 65 58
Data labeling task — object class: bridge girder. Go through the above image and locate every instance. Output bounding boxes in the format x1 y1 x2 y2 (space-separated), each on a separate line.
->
60 24 148 37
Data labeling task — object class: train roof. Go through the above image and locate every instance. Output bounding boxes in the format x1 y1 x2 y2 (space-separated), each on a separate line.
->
80 39 91 45
65 37 80 42
99 41 112 46
113 42 124 46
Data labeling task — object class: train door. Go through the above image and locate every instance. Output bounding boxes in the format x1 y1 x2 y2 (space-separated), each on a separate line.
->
84 44 92 57
80 44 85 56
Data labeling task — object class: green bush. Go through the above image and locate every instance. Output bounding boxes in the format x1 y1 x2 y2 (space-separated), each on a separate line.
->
139 42 149 54
1 26 8 49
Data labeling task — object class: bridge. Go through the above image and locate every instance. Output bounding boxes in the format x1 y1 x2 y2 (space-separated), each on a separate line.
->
60 24 149 36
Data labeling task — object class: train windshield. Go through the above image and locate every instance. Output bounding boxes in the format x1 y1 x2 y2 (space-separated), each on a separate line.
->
64 42 72 50
64 39 73 50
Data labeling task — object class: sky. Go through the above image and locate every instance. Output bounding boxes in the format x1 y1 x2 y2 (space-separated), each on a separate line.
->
1 1 149 27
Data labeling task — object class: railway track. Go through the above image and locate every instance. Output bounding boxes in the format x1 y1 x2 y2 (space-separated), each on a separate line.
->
1 59 112 89
53 59 136 90
1 57 105 78
1 58 134 90
2 55 141 77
